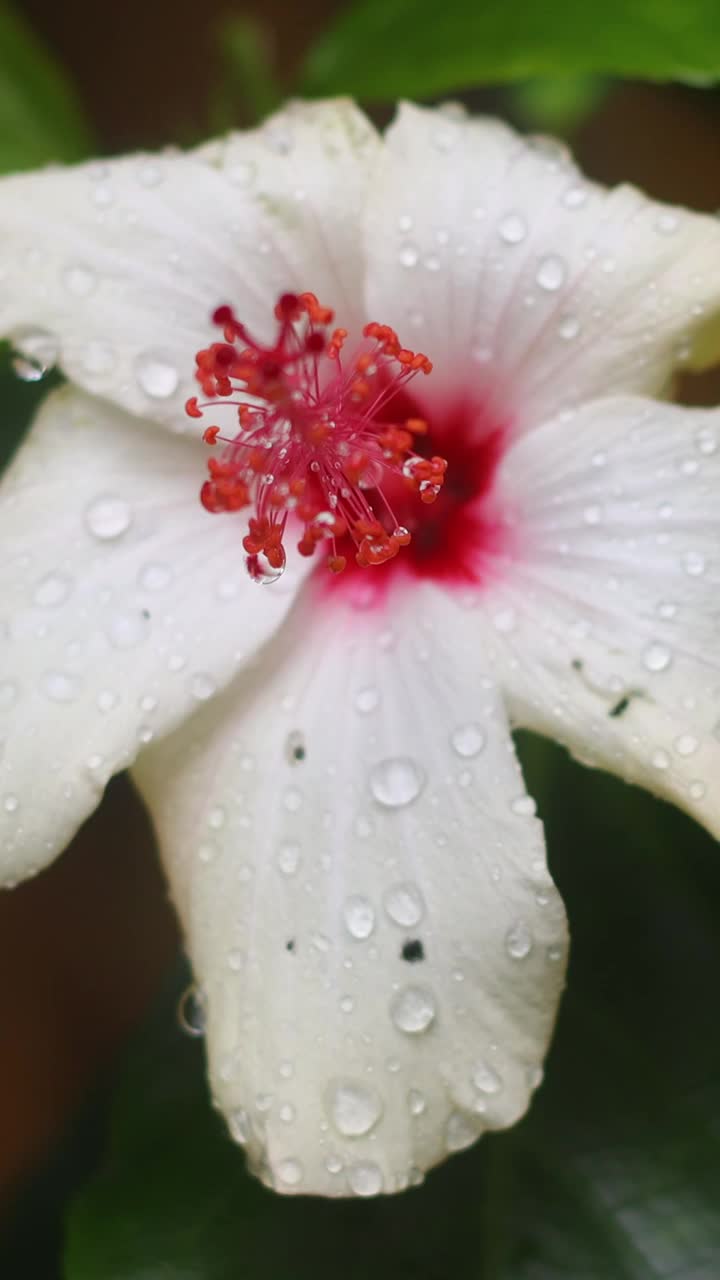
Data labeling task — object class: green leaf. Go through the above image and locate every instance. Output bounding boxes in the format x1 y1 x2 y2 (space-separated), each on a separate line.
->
0 2 93 171
301 0 720 101
64 739 720 1278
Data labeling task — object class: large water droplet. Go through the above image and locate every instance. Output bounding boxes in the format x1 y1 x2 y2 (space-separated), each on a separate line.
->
105 609 150 650
390 985 436 1034
134 350 179 398
643 641 672 673
247 548 286 584
383 881 425 928
450 723 486 758
11 326 59 382
177 983 206 1036
398 243 420 268
472 1061 503 1094
498 212 527 244
276 1158 303 1187
84 494 132 540
327 1080 383 1137
343 895 376 940
40 670 81 703
348 1161 383 1197
32 571 73 607
536 255 567 291
445 1111 481 1152
369 757 425 808
505 919 533 959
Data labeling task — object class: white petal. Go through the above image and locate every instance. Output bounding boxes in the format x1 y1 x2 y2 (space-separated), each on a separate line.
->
0 100 378 429
483 395 720 836
0 387 305 885
134 584 567 1197
364 103 720 431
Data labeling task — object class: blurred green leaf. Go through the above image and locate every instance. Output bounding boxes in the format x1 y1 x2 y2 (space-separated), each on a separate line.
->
301 0 720 100
209 14 282 132
64 740 720 1279
0 2 93 171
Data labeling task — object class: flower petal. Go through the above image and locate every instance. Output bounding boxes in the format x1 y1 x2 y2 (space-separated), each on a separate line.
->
364 103 720 431
133 583 567 1197
0 100 378 429
484 395 720 836
0 386 305 886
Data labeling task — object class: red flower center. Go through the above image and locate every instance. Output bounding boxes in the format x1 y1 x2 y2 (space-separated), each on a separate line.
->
188 293 507 592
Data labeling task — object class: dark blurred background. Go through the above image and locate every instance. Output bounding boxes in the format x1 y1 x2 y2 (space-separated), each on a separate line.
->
2 0 720 1238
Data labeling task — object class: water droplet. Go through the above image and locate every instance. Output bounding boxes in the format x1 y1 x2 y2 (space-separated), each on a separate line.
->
398 243 419 268
643 642 672 673
408 1089 426 1116
472 1061 502 1094
134 350 179 398
536 255 567 291
228 1108 252 1144
651 748 670 770
247 547 286 584
355 685 380 714
558 314 581 340
275 840 301 875
562 185 588 208
689 780 706 800
3 794 19 813
11 326 58 381
450 723 486 758
326 1080 383 1136
177 983 206 1036
383 881 425 928
138 562 173 591
84 494 132 540
189 672 217 701
63 263 97 296
369 757 425 808
505 919 533 959
498 212 527 244
675 733 699 757
348 1161 383 1197
32 572 73 607
655 211 679 234
343 895 375 940
105 610 150 650
445 1111 481 1152
276 1158 303 1187
511 795 537 817
683 550 706 577
283 786 302 813
40 670 81 703
390 985 436 1034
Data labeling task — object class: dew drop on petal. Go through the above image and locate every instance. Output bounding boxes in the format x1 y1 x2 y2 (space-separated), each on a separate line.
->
276 842 301 876
390 985 436 1034
511 795 537 817
498 212 527 244
383 881 425 928
326 1080 383 1137
472 1061 503 1094
354 685 380 714
11 326 59 382
138 562 173 591
177 983 206 1036
643 642 672 673
134 350 179 399
189 672 217 701
342 895 376 940
450 723 486 758
40 670 81 703
445 1111 481 1152
33 572 73 607
505 919 533 959
408 1089 426 1116
683 550 706 577
276 1158 304 1187
348 1161 383 1197
369 757 425 808
675 733 699 757
105 610 150 650
84 494 132 540
536 254 567 291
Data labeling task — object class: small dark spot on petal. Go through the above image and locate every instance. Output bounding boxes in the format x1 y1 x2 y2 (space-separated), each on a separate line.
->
609 695 631 718
571 658 582 671
402 938 425 963
141 608 151 620
285 938 296 953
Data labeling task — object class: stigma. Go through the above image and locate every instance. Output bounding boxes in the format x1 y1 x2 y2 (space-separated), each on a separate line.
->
186 293 447 583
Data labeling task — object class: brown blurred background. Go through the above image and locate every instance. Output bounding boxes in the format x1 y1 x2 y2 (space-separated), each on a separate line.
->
2 0 720 1215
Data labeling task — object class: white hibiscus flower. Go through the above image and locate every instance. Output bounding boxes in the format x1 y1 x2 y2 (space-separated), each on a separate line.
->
1 99 719 1198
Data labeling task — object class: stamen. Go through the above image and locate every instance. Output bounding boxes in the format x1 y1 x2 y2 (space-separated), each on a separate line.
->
187 292 445 583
